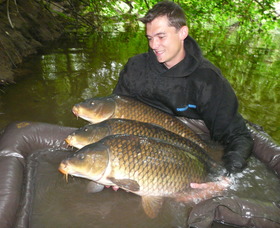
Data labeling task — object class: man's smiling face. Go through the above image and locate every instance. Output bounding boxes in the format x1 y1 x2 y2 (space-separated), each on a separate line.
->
146 16 188 69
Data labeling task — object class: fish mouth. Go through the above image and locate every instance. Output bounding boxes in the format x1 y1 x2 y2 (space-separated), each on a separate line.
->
58 162 88 181
65 136 71 144
58 162 68 175
58 162 70 182
65 135 76 147
72 106 79 117
65 137 84 149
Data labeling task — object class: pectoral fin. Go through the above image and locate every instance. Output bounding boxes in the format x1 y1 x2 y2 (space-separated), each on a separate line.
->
141 196 164 218
107 177 140 192
86 181 104 193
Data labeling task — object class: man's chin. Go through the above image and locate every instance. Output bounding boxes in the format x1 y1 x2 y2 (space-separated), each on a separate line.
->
156 57 165 63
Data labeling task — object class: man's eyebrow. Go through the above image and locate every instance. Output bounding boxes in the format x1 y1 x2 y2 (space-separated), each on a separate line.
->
146 32 166 38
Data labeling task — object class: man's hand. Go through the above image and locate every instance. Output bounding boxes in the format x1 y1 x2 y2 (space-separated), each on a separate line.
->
223 150 247 175
190 176 230 190
177 177 230 203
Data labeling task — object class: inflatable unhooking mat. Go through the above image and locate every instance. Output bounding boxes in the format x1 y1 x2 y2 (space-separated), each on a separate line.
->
0 121 280 228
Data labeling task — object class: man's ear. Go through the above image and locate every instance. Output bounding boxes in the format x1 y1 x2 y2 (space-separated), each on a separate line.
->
179 26 188 40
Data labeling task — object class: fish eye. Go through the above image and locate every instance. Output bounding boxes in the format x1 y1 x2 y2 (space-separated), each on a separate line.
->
91 101 95 105
76 153 85 160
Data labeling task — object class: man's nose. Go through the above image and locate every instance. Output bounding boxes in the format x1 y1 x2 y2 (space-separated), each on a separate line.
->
149 38 159 49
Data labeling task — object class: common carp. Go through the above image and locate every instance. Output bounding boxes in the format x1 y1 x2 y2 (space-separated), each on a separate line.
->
59 134 210 218
72 95 209 151
66 118 220 170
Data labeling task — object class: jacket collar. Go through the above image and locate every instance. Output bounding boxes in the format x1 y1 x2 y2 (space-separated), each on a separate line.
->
148 35 203 77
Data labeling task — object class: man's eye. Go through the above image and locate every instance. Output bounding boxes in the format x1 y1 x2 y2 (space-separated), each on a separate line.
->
159 36 165 39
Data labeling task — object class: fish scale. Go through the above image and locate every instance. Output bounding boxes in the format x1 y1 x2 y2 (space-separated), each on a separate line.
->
100 135 205 195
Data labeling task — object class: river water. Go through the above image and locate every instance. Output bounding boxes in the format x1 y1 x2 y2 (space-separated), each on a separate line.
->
0 29 279 227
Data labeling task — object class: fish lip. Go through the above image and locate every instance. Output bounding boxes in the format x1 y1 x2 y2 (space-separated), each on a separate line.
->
65 136 71 144
58 163 68 175
72 106 79 116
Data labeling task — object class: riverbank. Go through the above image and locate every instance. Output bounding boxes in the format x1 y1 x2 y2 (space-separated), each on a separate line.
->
0 0 64 85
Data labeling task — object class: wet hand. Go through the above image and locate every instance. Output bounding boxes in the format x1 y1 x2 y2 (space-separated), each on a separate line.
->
177 177 230 203
223 151 247 175
190 176 230 190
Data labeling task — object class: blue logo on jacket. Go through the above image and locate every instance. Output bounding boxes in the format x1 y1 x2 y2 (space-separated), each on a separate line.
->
176 104 197 112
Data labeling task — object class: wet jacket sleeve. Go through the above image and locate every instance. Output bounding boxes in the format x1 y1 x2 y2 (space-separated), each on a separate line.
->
198 70 253 173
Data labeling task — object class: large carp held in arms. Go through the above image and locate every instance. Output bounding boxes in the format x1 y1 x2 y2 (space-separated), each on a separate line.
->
59 134 212 218
71 94 209 151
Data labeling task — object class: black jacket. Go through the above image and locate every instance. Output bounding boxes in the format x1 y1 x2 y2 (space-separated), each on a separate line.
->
113 35 253 173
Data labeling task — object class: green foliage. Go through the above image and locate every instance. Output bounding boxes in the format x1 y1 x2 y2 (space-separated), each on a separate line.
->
180 0 279 27
44 0 279 34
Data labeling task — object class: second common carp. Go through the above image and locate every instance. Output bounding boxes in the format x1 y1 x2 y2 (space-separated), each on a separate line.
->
72 95 209 151
66 118 220 170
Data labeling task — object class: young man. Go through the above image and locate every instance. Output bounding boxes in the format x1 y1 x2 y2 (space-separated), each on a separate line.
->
113 1 253 175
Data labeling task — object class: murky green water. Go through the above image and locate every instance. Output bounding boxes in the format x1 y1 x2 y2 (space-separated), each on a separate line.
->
0 28 279 227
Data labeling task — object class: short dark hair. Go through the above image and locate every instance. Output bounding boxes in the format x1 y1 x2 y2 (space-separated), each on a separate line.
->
139 1 186 30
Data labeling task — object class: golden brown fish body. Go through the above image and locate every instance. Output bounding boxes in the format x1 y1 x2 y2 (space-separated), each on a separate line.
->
59 135 208 218
72 95 208 151
66 118 219 170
